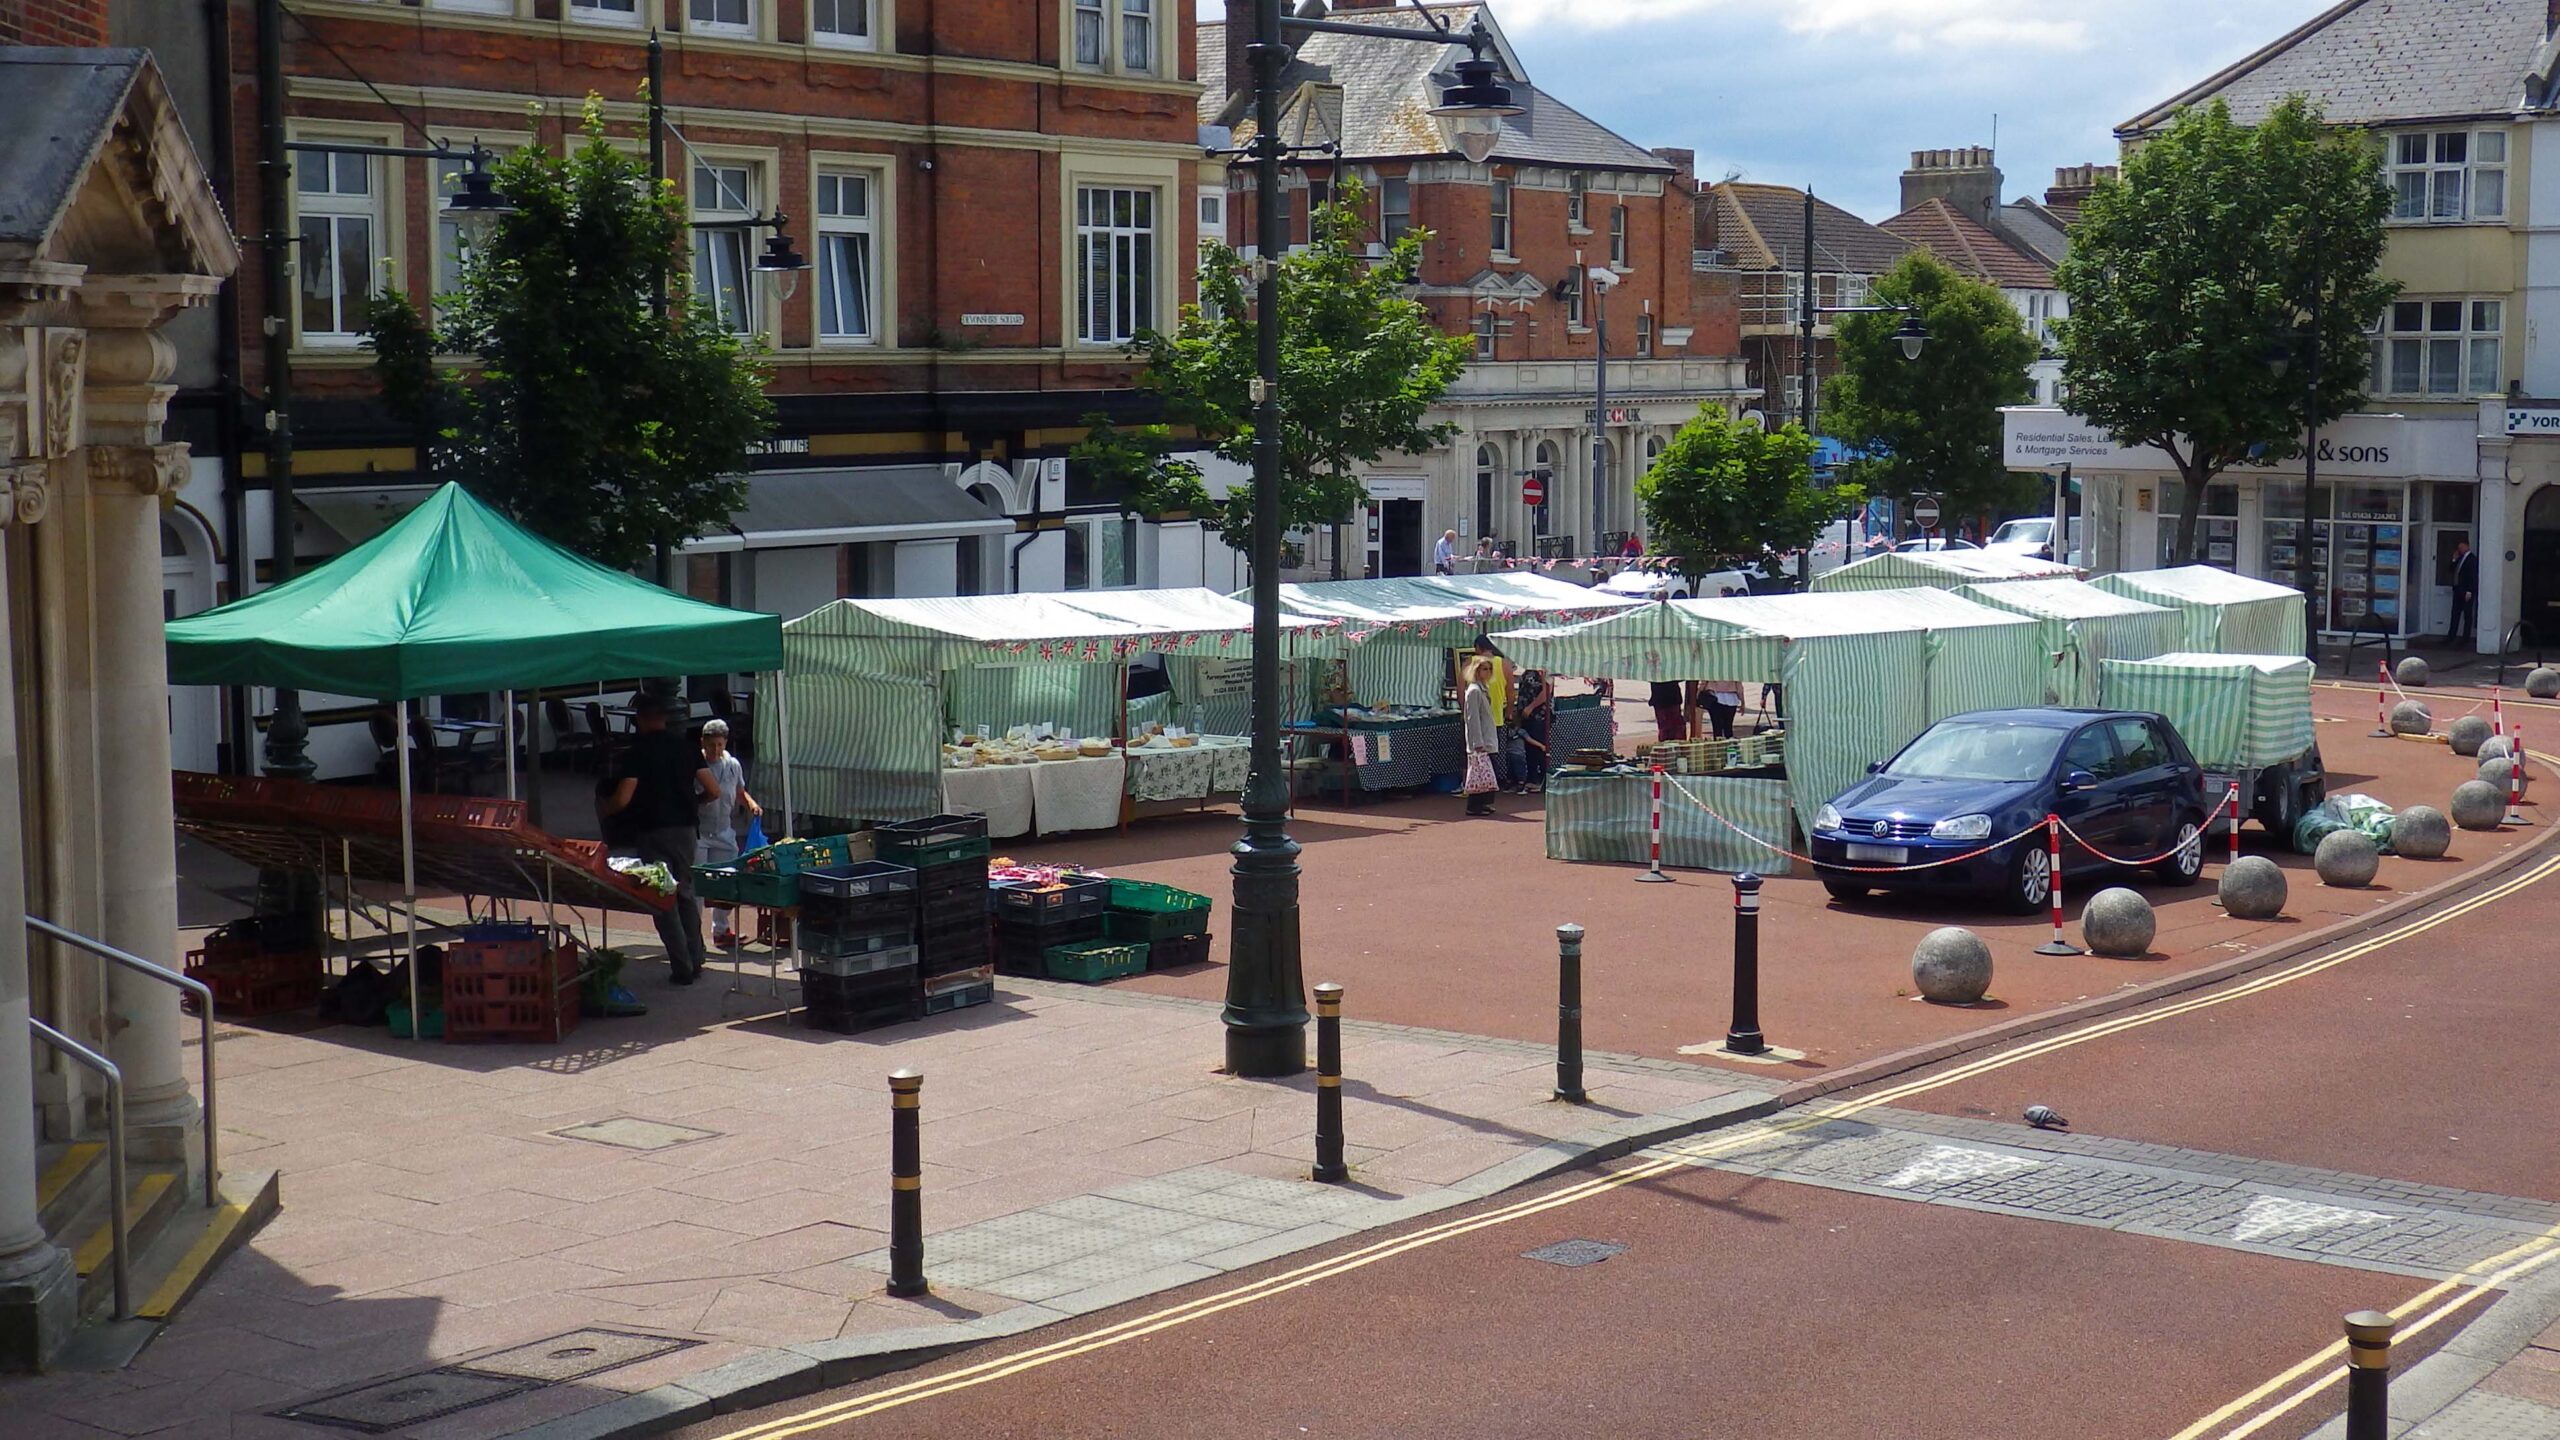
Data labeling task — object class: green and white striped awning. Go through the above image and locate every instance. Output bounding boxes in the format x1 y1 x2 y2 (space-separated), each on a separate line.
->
1957 579 2186 707
1810 548 2081 593
1264 572 1647 711
2090 566 2309 657
2098 651 2315 769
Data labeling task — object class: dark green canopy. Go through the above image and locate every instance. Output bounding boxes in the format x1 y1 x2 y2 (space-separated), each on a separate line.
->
167 482 783 698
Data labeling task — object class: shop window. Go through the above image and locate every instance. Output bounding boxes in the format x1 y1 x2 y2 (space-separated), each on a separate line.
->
1490 179 1512 255
815 168 879 344
2387 129 2506 223
294 143 383 347
1075 185 1158 345
2157 483 2239 569
1066 516 1135 589
811 0 876 48
691 162 760 337
2373 297 2500 397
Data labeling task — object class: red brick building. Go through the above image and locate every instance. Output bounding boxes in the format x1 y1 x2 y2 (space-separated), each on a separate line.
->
1201 1 1751 573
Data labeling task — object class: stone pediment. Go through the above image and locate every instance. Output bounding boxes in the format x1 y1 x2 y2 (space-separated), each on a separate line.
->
0 49 238 302
1466 269 1547 309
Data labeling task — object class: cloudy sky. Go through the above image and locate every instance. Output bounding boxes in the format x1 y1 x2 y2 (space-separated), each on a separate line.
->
1204 0 2334 220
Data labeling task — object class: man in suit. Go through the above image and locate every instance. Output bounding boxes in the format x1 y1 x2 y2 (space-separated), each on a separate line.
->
2449 539 2479 645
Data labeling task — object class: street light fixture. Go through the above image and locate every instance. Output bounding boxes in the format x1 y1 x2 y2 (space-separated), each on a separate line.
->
1209 0 1522 1079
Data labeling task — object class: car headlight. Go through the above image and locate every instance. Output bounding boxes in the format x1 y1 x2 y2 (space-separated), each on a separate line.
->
1931 813 1992 840
1814 803 1843 833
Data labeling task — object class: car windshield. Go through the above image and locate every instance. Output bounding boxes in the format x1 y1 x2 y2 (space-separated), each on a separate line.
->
1885 721 2065 783
1992 520 2049 544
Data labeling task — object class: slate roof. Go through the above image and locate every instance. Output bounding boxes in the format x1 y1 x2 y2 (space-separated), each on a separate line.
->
1703 182 1913 275
1200 4 1671 171
1881 198 2057 289
0 48 148 250
1997 199 2073 266
2121 0 2550 133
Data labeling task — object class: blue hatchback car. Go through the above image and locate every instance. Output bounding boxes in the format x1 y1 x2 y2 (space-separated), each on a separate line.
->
1808 708 2211 914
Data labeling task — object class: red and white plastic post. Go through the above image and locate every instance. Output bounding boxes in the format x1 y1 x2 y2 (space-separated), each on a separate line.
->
2035 813 2080 956
2494 687 2508 742
1637 765 1673 882
2370 663 2392 737
2225 783 2243 867
2506 727 2529 827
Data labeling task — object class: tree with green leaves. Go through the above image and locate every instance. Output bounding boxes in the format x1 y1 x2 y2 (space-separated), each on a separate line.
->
366 98 772 572
1068 414 1213 521
1637 408 1853 580
1825 251 2041 529
1127 176 1471 567
2055 95 2395 564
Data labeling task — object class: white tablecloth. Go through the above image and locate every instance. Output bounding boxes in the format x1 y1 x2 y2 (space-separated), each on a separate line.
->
1028 751 1128 834
941 764 1034 839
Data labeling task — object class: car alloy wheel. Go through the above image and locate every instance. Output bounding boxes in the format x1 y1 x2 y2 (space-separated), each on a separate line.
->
2009 843 2051 914
2159 820 2204 884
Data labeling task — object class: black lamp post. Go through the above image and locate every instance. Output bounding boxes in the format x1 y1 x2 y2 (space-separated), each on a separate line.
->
1220 0 1520 1077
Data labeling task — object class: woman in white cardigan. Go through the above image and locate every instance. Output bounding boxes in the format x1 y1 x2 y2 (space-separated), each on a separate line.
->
1461 659 1500 816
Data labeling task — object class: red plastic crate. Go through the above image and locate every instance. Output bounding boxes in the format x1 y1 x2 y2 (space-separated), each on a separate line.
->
446 938 547 974
444 963 583 1044
412 794 527 839
184 949 322 1018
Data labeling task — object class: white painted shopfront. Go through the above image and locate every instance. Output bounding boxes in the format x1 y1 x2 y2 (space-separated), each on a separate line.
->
2002 406 2494 643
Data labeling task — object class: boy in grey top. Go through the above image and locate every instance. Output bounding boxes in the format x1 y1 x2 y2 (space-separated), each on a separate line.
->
696 718 761 949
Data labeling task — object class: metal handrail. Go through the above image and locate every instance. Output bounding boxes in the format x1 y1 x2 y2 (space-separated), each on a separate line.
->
27 1018 128 1321
2498 621 2544 690
27 917 218 1208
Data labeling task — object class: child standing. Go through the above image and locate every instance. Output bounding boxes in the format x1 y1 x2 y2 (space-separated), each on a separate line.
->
696 718 760 948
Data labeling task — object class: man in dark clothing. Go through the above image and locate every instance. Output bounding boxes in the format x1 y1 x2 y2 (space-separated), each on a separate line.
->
2449 540 2479 645
606 695 718 984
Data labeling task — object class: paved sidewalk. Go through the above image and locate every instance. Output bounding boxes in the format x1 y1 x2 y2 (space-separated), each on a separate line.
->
3 970 1771 1440
2305 1272 2560 1440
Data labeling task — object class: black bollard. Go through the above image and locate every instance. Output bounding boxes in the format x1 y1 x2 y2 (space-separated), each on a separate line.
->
1554 923 1587 1104
887 1068 927 1298
2344 1310 2392 1440
1312 982 1347 1183
1724 872 1768 1056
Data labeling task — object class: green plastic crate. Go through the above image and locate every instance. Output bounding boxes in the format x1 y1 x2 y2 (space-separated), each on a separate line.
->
738 834 857 877
876 835 991 871
696 864 797 908
1043 939 1149 984
1104 906 1209 943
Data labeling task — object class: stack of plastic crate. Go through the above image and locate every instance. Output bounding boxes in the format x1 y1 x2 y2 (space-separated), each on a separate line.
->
794 860 919 1034
873 814 994 1015
1101 879 1216 970
444 921 583 1043
181 915 323 1019
991 874 1109 977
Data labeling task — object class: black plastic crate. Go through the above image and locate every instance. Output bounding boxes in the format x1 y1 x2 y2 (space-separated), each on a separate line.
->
919 886 991 927
871 812 989 847
800 860 917 902
922 947 993 980
922 981 994 1016
993 901 1107 936
802 944 919 979
801 926 913 962
802 888 916 936
991 875 1109 923
801 967 916 1011
1146 932 1215 971
803 996 919 1035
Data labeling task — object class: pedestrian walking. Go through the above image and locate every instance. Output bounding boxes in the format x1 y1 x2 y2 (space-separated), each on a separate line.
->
2448 539 2479 644
604 693 719 985
1516 666 1553 792
1649 678 1688 743
1462 660 1500 816
1434 529 1459 575
696 718 760 950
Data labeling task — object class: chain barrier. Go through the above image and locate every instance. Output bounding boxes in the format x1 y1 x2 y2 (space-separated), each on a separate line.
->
1659 774 2048 874
2051 802 2225 869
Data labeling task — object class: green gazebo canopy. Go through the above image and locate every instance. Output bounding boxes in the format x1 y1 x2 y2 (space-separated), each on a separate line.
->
166 482 783 698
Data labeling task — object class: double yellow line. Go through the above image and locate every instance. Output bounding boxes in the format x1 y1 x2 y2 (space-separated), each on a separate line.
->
713 850 2560 1440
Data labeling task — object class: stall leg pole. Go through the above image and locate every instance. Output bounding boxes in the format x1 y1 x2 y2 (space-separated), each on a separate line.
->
2035 814 2080 956
397 698 421 1035
340 839 354 977
503 689 518 802
1637 765 1672 882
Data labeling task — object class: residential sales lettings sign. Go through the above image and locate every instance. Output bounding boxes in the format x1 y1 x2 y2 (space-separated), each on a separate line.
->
2510 407 2560 436
2001 407 2409 477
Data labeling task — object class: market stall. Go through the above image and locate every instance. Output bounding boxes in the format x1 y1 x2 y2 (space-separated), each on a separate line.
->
2097 652 2317 770
2090 566 2310 657
1543 767 1799 874
779 589 1335 836
1956 579 2186 706
1809 548 2081 593
1494 588 2052 866
166 483 786 1034
1256 573 1639 795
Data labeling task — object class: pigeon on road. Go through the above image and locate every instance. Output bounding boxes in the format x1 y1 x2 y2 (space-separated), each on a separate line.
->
2024 1105 2069 1131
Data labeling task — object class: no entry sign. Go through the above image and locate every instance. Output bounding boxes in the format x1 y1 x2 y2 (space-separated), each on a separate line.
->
1522 474 1547 505
1912 495 1942 529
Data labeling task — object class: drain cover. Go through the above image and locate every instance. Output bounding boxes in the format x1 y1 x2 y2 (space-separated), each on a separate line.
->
277 1370 534 1433
549 1117 720 1152
1522 1239 1625 1268
458 1328 695 1383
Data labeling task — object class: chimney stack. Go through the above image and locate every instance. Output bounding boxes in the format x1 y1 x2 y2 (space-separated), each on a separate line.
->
1651 148 1696 183
2046 163 2118 207
1899 146 2003 224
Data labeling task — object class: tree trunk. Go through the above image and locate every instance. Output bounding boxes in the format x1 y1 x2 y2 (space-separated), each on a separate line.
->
2170 464 2210 567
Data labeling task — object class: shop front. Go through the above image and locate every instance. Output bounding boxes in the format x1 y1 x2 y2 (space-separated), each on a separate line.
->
2002 407 2484 641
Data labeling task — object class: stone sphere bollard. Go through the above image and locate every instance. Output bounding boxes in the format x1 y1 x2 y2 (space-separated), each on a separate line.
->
2395 656 2431 688
2389 700 2432 736
2218 856 2288 919
2451 779 2508 830
1911 927 1993 1005
2314 830 2380 888
2080 887 2157 957
2392 804 2452 859
2529 666 2560 700
2449 716 2493 757
2479 736 2514 763
2480 756 2530 797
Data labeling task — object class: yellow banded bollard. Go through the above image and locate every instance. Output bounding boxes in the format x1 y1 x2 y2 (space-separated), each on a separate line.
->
2344 1310 2392 1440
888 1069 927 1298
1312 983 1347 1183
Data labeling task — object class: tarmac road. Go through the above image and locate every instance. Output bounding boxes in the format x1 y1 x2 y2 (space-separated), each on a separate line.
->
682 1161 2422 1440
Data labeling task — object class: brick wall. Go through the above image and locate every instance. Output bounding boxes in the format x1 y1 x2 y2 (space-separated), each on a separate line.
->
0 0 113 47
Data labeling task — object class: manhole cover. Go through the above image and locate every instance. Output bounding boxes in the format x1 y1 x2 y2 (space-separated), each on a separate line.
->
277 1370 533 1433
458 1328 696 1383
549 1117 720 1152
1522 1239 1625 1268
